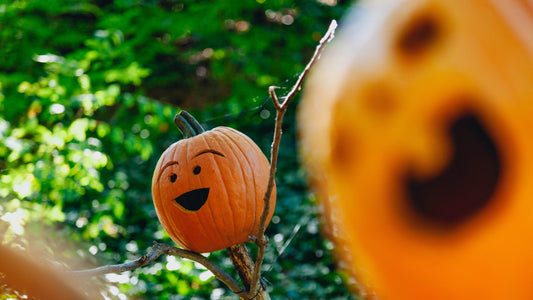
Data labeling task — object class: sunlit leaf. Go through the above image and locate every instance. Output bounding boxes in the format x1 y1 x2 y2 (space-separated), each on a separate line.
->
68 118 89 142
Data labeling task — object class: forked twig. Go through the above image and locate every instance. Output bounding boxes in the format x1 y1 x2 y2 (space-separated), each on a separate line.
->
246 19 338 299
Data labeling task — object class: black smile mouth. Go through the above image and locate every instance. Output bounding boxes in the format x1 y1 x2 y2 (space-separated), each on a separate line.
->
406 112 502 226
174 188 210 212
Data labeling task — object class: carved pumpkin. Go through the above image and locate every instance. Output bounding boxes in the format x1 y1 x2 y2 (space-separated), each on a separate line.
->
152 111 276 253
299 0 533 299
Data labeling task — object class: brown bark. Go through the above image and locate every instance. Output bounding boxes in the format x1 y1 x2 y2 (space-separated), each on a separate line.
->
227 243 270 300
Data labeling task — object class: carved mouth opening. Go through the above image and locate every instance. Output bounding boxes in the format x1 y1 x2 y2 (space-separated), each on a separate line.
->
405 112 502 226
175 188 210 212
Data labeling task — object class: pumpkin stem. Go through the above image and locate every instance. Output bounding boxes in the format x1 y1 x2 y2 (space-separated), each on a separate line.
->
180 111 206 135
174 111 206 138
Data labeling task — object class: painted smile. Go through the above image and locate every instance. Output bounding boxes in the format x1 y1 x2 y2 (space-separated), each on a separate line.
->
174 188 210 212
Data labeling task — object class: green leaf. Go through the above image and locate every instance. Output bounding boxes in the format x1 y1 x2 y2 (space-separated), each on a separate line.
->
68 118 89 142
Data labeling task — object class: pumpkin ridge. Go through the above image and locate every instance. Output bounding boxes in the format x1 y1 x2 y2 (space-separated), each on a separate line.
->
214 128 251 239
208 131 247 241
219 128 261 235
243 132 277 233
240 132 272 233
244 131 275 230
239 131 268 234
219 128 257 235
153 177 187 248
234 130 267 236
157 172 189 248
152 154 185 247
199 132 237 248
185 139 216 251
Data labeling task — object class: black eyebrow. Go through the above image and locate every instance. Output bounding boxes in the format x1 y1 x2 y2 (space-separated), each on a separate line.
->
193 150 225 158
161 161 179 170
157 161 179 183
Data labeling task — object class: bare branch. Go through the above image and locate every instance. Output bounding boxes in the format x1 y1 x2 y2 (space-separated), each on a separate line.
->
269 86 281 110
73 242 244 295
276 20 338 109
247 19 338 299
72 245 163 277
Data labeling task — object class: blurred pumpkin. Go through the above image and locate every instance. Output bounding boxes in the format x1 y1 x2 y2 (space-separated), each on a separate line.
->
299 0 533 299
152 111 275 253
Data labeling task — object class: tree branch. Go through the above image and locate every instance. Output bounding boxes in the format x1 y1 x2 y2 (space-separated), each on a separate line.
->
73 242 244 295
246 19 338 299
226 244 256 293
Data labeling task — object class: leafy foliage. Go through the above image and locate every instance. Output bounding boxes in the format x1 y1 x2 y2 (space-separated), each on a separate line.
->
0 0 357 299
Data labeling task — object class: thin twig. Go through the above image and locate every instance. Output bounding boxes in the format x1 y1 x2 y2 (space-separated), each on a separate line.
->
247 20 338 299
278 20 338 108
73 242 244 295
269 86 281 110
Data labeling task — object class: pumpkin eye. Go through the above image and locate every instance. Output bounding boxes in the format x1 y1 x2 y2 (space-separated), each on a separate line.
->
397 12 442 59
193 166 201 175
170 173 177 183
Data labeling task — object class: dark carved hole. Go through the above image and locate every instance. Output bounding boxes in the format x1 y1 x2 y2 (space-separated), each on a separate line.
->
193 166 201 175
170 173 177 183
397 13 441 58
175 188 210 212
406 112 502 226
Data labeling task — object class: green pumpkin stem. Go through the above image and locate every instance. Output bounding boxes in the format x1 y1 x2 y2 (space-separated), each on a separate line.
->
173 111 206 138
180 111 206 135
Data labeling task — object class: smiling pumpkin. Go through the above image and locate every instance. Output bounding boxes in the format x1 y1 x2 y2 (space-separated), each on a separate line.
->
152 111 276 253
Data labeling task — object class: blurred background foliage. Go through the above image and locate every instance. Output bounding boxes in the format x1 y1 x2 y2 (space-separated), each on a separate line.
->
0 0 357 299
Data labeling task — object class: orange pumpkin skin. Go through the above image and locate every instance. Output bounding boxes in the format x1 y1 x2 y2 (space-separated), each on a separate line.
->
300 0 533 299
152 123 276 253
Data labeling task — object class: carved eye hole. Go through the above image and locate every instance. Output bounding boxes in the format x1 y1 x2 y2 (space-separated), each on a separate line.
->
405 111 502 227
170 173 177 183
397 12 441 58
193 166 201 175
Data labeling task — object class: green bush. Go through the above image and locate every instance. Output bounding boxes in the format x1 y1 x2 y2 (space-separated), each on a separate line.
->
0 0 357 299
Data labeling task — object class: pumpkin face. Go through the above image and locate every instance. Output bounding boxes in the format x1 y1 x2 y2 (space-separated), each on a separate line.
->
299 0 533 299
152 112 276 253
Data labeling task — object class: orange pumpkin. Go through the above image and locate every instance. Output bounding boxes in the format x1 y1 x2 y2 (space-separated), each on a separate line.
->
152 111 276 253
299 0 533 299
